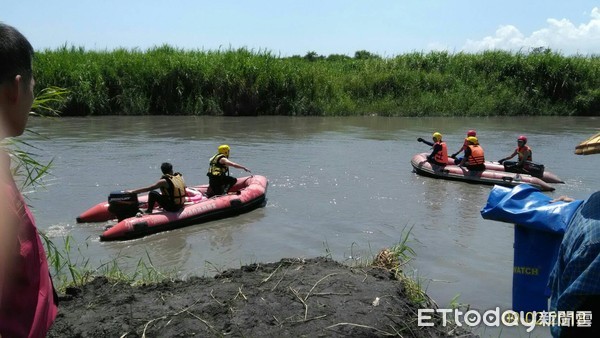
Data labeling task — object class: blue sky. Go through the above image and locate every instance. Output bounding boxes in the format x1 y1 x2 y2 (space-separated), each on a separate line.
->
3 1 600 56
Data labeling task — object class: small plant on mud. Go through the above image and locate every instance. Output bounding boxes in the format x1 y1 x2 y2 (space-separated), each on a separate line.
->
369 226 429 305
371 226 416 275
449 293 471 312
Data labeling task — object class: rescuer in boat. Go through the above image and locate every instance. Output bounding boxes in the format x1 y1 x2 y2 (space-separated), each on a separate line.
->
457 136 486 171
451 134 479 165
126 162 186 214
206 144 250 197
417 132 448 166
498 135 536 172
450 129 477 159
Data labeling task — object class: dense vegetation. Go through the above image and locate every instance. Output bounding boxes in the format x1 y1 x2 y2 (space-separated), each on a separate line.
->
34 46 600 116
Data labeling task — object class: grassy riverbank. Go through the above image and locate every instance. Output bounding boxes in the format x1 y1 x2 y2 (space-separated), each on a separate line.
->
46 234 479 337
48 257 477 337
34 46 600 116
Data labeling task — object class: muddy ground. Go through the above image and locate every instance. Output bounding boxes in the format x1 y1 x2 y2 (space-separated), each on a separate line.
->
48 257 476 337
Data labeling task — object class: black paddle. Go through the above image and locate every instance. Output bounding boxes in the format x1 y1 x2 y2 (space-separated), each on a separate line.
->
502 161 533 176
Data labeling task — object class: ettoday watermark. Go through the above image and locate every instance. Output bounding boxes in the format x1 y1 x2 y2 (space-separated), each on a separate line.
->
418 307 593 333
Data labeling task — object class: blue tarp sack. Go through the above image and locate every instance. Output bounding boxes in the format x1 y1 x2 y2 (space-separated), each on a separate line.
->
480 184 583 313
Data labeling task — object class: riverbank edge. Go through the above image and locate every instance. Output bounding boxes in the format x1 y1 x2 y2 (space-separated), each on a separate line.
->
47 256 478 337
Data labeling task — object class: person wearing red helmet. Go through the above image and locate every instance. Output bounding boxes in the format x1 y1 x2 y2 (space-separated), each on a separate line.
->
450 129 478 159
499 135 533 168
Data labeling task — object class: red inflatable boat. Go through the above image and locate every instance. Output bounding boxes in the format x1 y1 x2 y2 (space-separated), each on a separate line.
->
411 153 555 191
443 158 563 183
77 175 268 241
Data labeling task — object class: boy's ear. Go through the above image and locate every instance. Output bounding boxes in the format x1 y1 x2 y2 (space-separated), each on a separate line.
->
0 76 21 104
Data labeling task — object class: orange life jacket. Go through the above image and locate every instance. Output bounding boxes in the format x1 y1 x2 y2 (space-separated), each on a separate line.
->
467 145 485 165
434 141 448 164
517 145 532 161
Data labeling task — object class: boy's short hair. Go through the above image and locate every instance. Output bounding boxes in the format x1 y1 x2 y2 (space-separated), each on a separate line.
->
161 162 173 174
0 23 34 84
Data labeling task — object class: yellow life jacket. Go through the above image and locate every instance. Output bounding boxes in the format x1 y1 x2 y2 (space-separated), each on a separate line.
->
207 153 229 177
160 173 186 206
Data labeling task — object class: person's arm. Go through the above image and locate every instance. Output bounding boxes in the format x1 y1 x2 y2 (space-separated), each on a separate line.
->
427 143 441 161
126 179 166 194
459 147 470 167
451 147 464 158
499 150 518 163
417 138 434 147
220 158 250 172
0 182 18 304
550 196 575 203
451 142 468 158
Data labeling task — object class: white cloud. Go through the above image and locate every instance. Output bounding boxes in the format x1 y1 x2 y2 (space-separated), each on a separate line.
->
462 7 600 55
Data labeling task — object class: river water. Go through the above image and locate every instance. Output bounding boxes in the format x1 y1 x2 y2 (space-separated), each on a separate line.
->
23 115 598 337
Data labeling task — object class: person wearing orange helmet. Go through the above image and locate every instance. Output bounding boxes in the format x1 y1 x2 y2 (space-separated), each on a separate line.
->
450 129 477 159
417 132 448 166
206 145 250 197
499 135 533 169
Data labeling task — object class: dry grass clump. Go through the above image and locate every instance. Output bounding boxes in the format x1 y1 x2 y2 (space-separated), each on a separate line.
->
372 248 400 271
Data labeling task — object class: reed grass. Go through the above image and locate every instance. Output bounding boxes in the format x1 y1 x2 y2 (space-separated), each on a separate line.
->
42 234 181 291
33 47 600 116
1 86 68 191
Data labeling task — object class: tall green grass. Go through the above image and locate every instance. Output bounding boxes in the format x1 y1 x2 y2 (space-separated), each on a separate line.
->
34 47 600 116
42 234 179 291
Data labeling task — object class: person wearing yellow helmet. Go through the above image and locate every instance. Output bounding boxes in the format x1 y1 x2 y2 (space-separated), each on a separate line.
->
450 129 478 159
206 144 251 197
417 132 448 166
457 136 486 171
